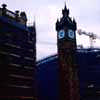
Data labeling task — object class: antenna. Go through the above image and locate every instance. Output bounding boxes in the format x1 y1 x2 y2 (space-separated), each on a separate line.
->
33 16 36 26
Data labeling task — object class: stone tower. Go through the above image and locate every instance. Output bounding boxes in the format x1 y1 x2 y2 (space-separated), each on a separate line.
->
56 4 80 100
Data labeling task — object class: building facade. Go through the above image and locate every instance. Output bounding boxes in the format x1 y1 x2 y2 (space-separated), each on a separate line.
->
37 48 100 100
0 4 36 99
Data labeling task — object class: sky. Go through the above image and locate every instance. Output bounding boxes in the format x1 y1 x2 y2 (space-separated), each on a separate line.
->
1 0 100 60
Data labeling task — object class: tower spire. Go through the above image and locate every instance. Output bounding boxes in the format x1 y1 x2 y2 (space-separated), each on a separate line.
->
64 1 67 10
62 3 69 17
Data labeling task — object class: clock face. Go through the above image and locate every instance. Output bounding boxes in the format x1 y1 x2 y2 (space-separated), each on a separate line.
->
68 29 75 39
58 30 65 39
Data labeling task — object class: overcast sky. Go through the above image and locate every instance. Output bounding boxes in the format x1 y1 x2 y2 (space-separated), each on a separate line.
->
1 0 100 60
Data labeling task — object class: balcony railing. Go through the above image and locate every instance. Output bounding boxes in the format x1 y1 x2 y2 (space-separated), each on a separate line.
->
0 4 27 25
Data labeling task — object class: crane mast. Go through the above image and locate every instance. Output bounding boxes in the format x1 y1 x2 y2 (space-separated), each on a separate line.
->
77 29 100 48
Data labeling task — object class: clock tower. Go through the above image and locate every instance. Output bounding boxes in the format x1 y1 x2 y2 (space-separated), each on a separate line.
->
56 4 80 100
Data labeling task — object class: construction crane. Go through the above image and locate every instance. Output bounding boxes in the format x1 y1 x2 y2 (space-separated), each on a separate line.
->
77 29 100 48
